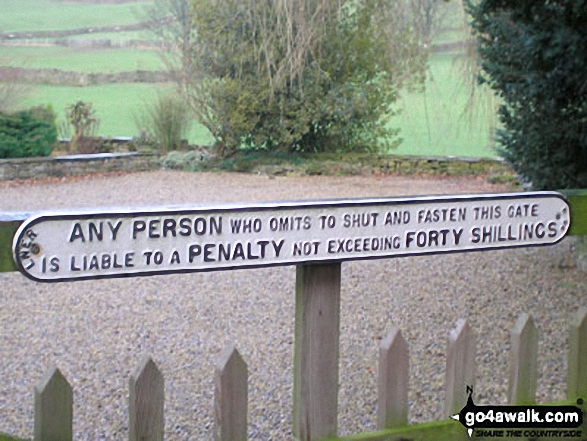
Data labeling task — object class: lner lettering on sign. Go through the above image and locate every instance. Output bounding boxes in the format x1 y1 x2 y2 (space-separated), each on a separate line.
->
13 191 571 282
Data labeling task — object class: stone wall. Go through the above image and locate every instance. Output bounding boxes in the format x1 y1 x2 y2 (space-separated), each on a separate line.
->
302 153 513 177
0 151 513 182
0 38 162 49
373 155 511 176
0 152 158 181
0 67 170 86
0 20 161 40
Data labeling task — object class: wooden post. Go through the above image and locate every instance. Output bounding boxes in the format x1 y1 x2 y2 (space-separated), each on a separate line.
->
444 319 476 418
214 345 248 441
568 307 587 400
129 355 164 441
377 328 409 429
34 366 73 441
293 263 341 441
508 313 538 404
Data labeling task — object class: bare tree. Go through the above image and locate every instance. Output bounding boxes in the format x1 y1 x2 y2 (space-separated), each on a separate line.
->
144 0 195 75
409 0 446 46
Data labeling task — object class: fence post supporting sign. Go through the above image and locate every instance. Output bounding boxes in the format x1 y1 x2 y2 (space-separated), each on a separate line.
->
293 263 341 440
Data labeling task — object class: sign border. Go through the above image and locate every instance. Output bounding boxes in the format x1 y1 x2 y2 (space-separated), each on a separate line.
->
12 191 571 283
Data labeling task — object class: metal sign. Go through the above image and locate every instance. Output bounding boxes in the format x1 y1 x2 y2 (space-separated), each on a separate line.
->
12 192 570 282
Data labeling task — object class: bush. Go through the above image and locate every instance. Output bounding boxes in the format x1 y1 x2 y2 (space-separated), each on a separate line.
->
0 106 58 158
135 94 192 154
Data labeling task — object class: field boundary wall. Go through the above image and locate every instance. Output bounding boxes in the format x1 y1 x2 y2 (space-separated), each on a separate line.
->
0 152 158 181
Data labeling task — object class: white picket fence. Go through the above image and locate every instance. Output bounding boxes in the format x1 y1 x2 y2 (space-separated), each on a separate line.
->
30 308 587 441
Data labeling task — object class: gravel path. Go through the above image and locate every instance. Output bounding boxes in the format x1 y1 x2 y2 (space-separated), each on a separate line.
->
0 171 585 440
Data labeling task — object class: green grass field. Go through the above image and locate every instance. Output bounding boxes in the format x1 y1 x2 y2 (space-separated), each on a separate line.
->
0 0 153 33
0 434 24 441
18 82 214 143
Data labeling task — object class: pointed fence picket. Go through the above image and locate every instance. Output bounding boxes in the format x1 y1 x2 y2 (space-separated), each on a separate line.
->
28 309 587 441
34 367 72 441
214 346 248 441
129 356 164 441
377 327 409 429
508 313 538 404
444 319 476 417
568 306 587 400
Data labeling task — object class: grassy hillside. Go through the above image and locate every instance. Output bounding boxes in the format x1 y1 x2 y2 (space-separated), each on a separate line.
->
0 0 152 33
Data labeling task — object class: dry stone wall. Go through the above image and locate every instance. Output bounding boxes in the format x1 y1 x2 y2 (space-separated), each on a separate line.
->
0 20 162 40
0 153 157 181
0 152 512 181
0 67 170 86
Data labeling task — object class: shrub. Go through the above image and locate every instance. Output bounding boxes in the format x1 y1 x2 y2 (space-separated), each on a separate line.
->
0 106 58 158
66 101 99 154
135 94 192 154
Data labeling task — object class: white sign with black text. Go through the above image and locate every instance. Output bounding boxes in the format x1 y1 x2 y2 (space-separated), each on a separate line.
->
13 192 571 282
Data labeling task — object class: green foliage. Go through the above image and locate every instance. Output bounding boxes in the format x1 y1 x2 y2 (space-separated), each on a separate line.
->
160 150 302 172
135 94 192 153
186 0 427 157
487 172 519 186
160 150 206 169
0 105 57 158
0 433 27 441
466 0 587 189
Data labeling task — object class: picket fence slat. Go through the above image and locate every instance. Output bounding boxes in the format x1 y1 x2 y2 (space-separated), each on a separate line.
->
34 367 72 441
444 319 476 417
129 355 164 441
214 345 248 441
567 307 587 400
377 327 409 429
293 263 341 441
508 313 538 404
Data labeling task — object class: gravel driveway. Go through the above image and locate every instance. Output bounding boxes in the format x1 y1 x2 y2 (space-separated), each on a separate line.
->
0 171 584 440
